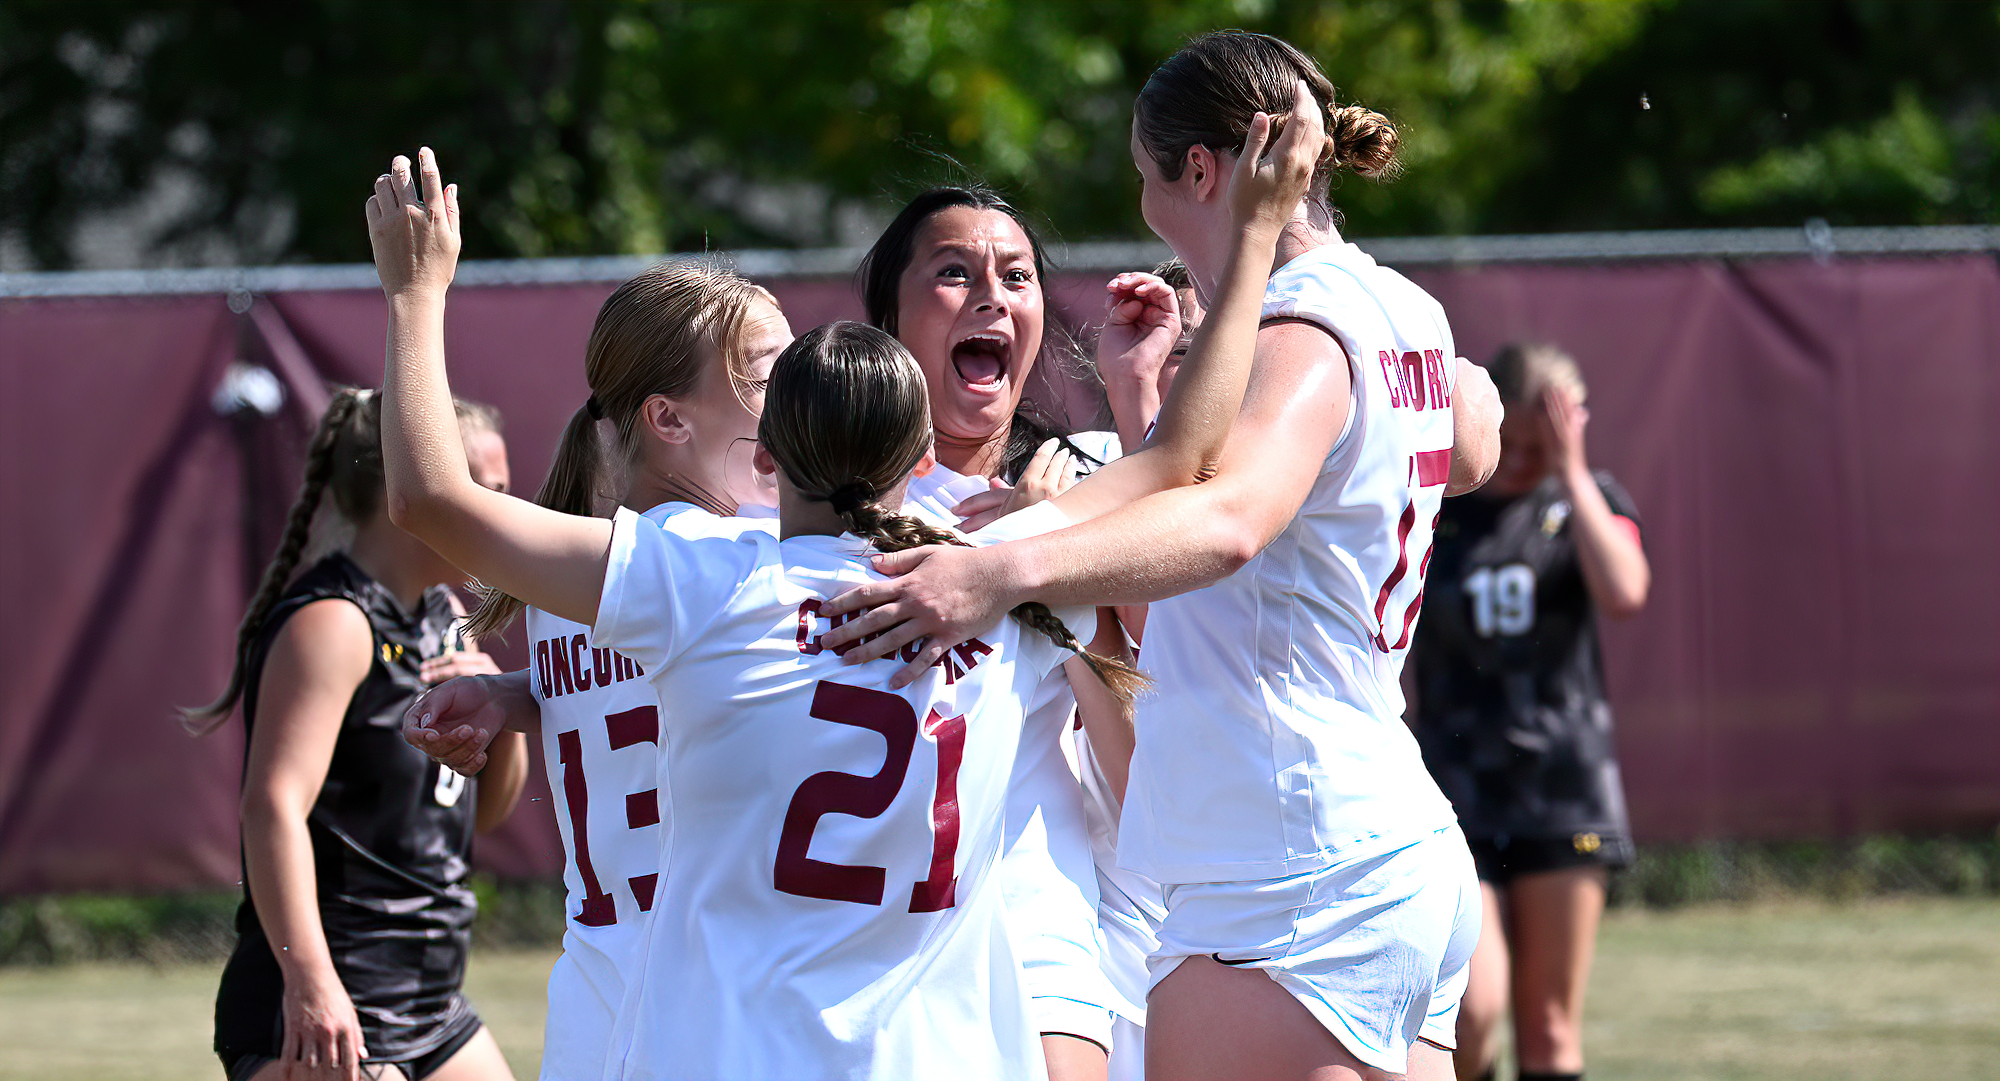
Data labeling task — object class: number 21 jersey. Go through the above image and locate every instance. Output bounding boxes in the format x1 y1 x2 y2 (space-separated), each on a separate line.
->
595 503 1088 1081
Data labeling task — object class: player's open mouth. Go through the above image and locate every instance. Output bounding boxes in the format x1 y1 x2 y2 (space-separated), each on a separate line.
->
949 333 1012 395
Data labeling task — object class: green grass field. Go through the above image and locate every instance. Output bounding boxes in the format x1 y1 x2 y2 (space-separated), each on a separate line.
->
2 897 1993 1080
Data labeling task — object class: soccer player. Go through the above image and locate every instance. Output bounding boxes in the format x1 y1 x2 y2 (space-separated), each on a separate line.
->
408 261 795 1081
855 185 1150 1078
817 33 1505 1081
365 112 1316 1077
185 389 525 1081
1407 343 1650 1081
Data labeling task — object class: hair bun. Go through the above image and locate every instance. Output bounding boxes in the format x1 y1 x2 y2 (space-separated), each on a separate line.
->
1328 104 1402 181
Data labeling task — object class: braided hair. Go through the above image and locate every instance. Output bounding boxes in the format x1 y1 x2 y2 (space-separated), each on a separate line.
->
761 323 1147 704
184 387 498 734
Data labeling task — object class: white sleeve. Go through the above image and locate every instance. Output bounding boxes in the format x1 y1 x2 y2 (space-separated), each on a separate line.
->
967 502 1097 653
593 505 757 671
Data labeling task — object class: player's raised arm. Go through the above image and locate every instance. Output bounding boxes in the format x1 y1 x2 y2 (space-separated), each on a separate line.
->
1051 79 1323 523
367 148 611 627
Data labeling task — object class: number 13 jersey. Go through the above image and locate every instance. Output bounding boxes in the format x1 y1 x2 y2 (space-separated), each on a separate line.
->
526 502 773 1081
1122 241 1462 884
594 503 1089 1081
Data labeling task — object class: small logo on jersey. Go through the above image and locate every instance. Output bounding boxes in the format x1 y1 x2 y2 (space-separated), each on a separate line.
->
535 633 646 700
1542 500 1572 536
1573 831 1602 855
380 642 404 665
433 764 467 807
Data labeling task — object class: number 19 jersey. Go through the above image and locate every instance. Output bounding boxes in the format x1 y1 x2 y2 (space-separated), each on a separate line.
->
526 502 773 1081
594 503 1088 1081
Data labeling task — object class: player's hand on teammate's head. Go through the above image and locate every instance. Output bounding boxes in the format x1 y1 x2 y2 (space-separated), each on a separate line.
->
1227 78 1326 236
819 544 1017 689
365 145 461 301
402 675 504 776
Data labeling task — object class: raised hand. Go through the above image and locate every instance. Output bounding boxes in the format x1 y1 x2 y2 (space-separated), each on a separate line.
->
1096 271 1182 392
365 146 461 302
1227 79 1326 235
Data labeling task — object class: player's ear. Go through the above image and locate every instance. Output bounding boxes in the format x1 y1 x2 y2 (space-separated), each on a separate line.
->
1187 144 1221 203
752 441 777 478
639 395 693 446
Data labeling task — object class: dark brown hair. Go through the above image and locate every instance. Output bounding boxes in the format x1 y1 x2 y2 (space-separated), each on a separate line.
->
856 186 1101 482
760 322 1146 703
465 261 776 638
183 387 499 733
1134 31 1400 226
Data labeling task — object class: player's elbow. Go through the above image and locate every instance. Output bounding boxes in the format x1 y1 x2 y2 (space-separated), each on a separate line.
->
384 482 454 538
1600 574 1650 621
1207 515 1268 575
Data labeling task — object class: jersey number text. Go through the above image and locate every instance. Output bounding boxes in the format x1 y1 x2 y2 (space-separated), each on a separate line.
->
773 681 967 912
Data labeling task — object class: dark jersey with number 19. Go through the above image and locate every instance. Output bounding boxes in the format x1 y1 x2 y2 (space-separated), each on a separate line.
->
1409 471 1640 864
214 553 482 1069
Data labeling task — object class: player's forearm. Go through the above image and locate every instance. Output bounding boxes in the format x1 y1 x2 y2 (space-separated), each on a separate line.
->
1128 231 1277 487
380 291 480 537
240 802 338 983
1562 465 1649 618
474 730 529 833
1001 479 1268 610
1104 371 1161 456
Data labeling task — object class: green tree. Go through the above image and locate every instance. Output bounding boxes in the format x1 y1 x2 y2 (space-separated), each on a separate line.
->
2 0 1994 271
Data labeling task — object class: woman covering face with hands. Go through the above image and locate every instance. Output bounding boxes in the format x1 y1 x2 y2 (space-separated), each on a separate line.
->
363 96 1317 1079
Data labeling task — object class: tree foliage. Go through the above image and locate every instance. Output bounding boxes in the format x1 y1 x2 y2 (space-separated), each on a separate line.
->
2 0 1995 270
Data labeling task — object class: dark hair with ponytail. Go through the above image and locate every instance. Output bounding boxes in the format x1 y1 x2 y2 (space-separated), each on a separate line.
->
1135 31 1400 230
465 260 778 639
760 322 1147 704
856 186 1103 483
182 387 497 734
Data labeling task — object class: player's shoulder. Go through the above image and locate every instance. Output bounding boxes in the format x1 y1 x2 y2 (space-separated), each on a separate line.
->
1589 468 1641 524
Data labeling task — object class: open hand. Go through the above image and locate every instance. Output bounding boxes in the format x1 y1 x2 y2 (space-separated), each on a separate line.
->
1541 385 1590 478
1227 79 1326 235
418 648 503 685
365 146 460 302
817 544 1020 688
279 970 367 1081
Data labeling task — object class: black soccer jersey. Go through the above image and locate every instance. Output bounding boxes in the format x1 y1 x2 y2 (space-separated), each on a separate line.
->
1409 471 1639 860
215 553 481 1065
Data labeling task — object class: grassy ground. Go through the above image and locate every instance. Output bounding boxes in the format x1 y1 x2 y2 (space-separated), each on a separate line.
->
0 897 1992 1080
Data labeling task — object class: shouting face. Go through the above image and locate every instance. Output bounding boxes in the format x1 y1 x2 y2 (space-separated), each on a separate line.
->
892 206 1046 456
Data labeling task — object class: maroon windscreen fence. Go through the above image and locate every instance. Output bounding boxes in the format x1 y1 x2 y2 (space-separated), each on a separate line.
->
3 240 1997 893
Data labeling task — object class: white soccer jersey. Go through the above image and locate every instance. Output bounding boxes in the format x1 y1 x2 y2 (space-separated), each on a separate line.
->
596 502 1091 1081
908 447 1125 1039
1121 241 1462 884
527 502 774 1081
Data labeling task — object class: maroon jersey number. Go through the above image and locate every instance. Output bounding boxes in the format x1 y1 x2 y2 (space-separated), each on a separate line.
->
556 705 661 928
774 682 967 909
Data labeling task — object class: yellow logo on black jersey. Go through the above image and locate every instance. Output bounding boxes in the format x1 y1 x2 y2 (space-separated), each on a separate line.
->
380 642 404 665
